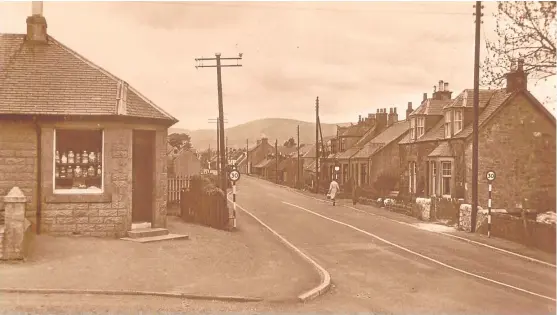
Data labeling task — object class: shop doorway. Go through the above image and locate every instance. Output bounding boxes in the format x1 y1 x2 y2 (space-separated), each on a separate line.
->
132 130 156 223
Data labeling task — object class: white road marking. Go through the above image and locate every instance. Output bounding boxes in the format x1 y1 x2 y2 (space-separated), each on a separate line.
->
280 186 556 268
282 201 556 302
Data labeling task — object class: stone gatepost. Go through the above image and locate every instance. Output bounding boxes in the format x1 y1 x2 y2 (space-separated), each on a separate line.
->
1 187 28 260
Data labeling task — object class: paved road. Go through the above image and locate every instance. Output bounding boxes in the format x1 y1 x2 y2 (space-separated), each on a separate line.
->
234 177 556 314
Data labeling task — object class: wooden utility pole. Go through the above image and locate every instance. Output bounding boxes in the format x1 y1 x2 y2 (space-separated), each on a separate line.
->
275 139 279 184
246 139 249 174
471 1 483 233
297 125 300 189
315 96 320 194
208 117 228 175
196 53 243 193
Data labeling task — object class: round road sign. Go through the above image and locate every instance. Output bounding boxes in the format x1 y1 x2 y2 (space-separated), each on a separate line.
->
486 170 496 181
229 170 241 182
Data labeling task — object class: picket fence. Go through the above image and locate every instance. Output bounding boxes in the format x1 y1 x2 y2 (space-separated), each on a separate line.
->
168 175 191 204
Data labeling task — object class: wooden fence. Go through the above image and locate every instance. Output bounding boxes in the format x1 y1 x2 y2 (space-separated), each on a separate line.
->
168 175 191 205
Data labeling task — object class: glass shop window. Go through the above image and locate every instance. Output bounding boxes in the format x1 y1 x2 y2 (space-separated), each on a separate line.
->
54 129 104 194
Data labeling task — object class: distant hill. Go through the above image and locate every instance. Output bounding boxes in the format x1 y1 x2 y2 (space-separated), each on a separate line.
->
170 118 351 150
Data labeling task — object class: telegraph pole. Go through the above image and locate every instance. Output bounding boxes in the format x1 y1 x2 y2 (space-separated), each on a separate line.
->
315 97 320 194
246 139 249 175
208 117 228 175
196 53 243 193
297 125 300 189
275 139 279 184
471 1 483 233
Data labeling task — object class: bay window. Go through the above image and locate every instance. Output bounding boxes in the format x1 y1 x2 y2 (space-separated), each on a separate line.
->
408 161 417 194
54 129 104 194
410 118 416 140
429 161 437 196
441 161 452 196
444 111 452 138
416 117 425 138
454 109 463 134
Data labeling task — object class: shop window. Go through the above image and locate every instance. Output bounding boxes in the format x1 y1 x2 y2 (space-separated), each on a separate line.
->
441 161 452 196
54 129 104 194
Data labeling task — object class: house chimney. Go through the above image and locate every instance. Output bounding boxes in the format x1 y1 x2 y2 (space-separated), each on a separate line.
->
26 1 47 43
433 80 452 100
388 107 398 126
257 139 262 146
359 115 362 123
439 80 444 91
406 102 413 121
376 107 388 131
423 93 427 102
506 58 528 92
261 137 269 145
444 82 449 91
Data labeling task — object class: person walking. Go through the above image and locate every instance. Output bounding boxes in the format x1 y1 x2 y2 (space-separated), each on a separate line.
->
328 177 340 206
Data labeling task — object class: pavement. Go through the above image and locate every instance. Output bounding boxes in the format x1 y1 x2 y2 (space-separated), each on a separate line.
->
0 215 319 302
231 176 556 314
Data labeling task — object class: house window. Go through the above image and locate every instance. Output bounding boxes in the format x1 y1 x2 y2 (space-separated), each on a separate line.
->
444 111 452 138
54 129 104 194
410 118 416 140
430 161 437 196
454 109 463 134
408 161 417 194
441 161 452 196
360 163 367 185
343 164 349 183
416 117 425 138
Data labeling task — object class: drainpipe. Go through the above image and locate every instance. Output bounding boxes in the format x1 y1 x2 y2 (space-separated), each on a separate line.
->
34 117 42 234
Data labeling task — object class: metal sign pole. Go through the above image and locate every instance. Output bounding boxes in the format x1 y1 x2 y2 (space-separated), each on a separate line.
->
232 180 237 229
486 170 496 238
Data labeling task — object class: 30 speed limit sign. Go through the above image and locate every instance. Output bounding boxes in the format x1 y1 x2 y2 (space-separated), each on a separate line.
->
486 170 496 182
229 170 241 182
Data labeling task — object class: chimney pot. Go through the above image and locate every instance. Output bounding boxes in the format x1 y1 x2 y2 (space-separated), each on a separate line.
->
439 80 444 91
376 108 380 113
517 58 524 71
433 85 437 93
423 93 427 102
444 82 449 91
394 107 397 114
407 101 412 109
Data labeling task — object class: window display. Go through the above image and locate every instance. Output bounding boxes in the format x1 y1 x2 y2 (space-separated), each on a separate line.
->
54 129 103 193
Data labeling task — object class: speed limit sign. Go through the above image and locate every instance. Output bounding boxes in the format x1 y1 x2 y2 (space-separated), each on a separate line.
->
486 170 496 182
229 170 241 182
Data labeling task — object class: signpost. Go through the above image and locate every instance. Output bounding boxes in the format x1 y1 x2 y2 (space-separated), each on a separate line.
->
486 170 496 237
229 168 241 229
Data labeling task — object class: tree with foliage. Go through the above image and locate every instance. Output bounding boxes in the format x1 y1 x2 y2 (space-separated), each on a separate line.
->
168 133 192 150
482 1 556 98
283 137 296 148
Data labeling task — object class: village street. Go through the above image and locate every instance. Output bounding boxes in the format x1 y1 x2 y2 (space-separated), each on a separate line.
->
231 176 556 314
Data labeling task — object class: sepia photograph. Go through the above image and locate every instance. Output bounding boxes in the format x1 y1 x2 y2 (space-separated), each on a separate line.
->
0 0 556 314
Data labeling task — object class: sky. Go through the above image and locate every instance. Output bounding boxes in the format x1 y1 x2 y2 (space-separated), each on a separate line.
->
0 1 555 130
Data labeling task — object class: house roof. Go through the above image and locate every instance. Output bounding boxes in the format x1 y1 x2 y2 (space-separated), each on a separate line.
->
340 122 373 137
427 142 453 157
444 89 497 109
0 34 177 123
303 160 317 172
454 89 514 139
352 121 409 159
254 158 270 168
335 146 361 160
410 99 451 116
277 157 296 171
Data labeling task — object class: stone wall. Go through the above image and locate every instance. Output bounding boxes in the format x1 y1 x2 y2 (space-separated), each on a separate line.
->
465 94 556 211
458 203 487 232
412 197 431 221
0 121 38 229
430 197 463 225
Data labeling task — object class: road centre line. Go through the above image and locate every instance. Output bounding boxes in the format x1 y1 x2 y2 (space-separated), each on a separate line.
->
280 187 556 268
282 200 556 302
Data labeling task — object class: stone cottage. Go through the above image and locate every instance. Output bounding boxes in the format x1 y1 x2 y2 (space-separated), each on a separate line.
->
0 4 178 237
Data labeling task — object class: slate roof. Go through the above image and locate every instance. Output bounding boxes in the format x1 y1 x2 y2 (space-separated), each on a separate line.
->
410 99 451 116
0 33 177 122
427 142 453 157
352 121 410 159
335 146 361 159
340 122 373 137
444 89 497 109
254 158 271 168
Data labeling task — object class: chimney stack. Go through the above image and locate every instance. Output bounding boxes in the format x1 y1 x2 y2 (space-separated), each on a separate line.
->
433 80 452 100
444 82 449 91
26 1 47 43
423 93 428 102
517 58 524 72
359 115 362 123
388 107 398 126
439 80 444 91
506 58 528 92
406 102 413 121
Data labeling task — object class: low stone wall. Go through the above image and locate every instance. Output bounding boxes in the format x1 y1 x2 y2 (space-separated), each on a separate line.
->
476 212 556 253
412 198 431 221
458 204 488 232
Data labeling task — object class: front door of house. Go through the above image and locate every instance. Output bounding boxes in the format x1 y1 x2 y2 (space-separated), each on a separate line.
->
132 130 156 223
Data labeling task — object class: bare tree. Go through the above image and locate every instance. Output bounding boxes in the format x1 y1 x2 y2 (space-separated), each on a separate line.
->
482 1 556 92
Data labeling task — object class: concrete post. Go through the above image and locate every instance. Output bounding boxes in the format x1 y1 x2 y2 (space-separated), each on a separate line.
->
2 186 28 260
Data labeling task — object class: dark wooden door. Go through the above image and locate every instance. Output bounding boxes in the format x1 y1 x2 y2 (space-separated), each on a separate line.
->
132 130 155 223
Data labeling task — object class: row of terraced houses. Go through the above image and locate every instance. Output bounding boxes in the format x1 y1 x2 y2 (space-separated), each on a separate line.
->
238 64 556 228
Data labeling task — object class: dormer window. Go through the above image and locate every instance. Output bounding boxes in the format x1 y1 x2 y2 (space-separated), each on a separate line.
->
454 109 463 134
416 117 425 138
444 111 452 138
410 118 416 140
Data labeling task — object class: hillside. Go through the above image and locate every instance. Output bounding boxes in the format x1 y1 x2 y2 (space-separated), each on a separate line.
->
169 118 351 149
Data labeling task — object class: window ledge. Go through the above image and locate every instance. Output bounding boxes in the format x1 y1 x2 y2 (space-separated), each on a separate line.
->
45 191 112 203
